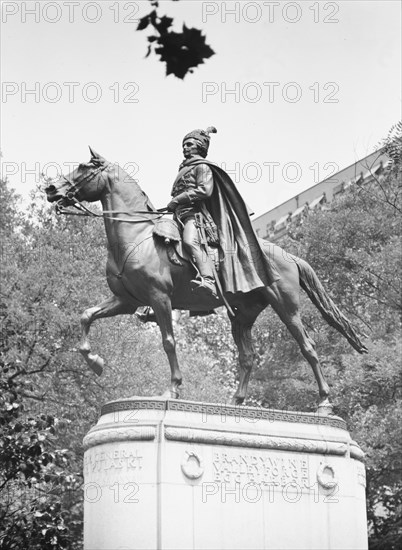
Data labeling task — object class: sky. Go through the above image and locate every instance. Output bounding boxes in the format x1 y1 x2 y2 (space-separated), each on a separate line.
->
1 0 401 217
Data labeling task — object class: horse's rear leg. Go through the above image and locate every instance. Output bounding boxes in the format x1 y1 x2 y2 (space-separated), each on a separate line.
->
80 295 135 375
151 296 182 399
271 300 331 411
230 305 262 405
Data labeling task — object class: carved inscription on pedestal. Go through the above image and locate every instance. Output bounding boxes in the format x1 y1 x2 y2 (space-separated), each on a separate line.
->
211 451 310 489
84 448 143 475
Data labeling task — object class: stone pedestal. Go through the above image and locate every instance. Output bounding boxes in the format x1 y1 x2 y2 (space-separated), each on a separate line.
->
83 398 368 550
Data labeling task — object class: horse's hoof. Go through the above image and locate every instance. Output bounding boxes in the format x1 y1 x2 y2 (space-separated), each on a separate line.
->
317 398 333 416
169 388 180 399
160 389 180 400
87 354 104 376
231 396 244 406
135 307 158 324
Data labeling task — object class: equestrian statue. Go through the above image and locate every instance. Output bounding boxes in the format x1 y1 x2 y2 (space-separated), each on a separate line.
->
45 127 367 413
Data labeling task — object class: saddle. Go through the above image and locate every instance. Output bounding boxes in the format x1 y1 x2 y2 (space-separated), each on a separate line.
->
152 218 219 270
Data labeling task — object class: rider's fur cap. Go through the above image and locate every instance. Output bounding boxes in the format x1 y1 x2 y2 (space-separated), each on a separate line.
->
182 126 217 157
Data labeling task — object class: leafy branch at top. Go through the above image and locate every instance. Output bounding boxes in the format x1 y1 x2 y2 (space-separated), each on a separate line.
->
137 1 214 78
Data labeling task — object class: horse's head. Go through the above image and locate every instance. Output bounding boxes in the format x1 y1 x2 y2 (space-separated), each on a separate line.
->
45 147 110 207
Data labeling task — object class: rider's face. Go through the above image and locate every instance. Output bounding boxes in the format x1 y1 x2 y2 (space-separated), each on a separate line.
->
183 139 199 159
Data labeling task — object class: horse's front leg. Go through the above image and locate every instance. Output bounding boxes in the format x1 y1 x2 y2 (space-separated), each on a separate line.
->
80 295 136 376
151 295 182 399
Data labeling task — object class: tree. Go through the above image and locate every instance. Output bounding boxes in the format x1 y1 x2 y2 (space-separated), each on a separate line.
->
0 182 83 549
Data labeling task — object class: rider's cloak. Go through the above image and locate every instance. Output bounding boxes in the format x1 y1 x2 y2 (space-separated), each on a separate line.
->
183 158 280 294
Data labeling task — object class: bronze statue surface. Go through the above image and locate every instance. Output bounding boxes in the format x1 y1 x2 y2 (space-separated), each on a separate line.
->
45 145 367 413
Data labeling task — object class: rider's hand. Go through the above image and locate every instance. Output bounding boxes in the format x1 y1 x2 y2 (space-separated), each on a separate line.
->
167 199 178 212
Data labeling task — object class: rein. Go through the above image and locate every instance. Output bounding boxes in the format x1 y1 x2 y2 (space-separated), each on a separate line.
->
55 161 171 222
56 202 169 223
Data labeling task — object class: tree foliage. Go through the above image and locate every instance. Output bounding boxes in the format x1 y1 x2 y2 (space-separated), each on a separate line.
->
0 189 88 549
137 0 214 78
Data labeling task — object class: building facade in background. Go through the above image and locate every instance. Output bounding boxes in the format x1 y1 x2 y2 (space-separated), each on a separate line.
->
252 149 389 242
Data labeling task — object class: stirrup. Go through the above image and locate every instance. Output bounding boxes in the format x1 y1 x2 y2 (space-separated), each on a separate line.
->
190 278 219 300
135 306 158 324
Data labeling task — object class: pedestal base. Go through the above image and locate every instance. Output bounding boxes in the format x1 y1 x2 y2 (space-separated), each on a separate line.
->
83 398 367 550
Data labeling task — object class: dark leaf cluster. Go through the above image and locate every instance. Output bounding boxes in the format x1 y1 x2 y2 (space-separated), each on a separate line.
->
137 5 214 78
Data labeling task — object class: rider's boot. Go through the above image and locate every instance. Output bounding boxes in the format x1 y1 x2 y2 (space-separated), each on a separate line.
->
182 219 219 301
190 254 219 300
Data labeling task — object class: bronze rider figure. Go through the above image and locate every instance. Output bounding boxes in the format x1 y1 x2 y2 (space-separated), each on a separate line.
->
137 125 281 323
167 126 219 299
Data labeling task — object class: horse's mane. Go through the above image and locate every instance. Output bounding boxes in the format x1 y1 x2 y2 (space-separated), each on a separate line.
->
140 189 157 212
114 163 158 212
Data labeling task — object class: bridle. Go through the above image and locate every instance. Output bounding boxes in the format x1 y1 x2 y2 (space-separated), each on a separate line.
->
55 162 108 216
54 162 168 222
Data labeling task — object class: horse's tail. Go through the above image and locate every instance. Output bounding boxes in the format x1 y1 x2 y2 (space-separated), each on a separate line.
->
296 258 368 354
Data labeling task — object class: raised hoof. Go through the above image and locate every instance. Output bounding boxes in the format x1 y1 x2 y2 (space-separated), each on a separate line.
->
87 353 104 376
316 398 333 416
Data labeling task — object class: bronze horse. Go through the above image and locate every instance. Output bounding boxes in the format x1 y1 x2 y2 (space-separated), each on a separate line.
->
45 149 367 412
